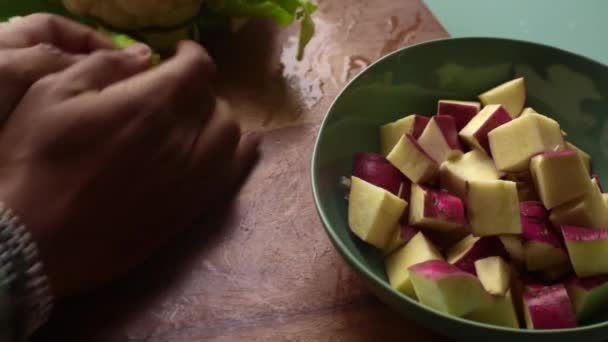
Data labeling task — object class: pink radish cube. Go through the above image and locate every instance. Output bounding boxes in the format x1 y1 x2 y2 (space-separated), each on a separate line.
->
446 235 508 274
437 100 481 130
523 284 577 329
530 149 592 209
522 218 568 271
459 104 511 154
408 260 490 317
417 116 463 164
439 149 502 199
409 184 466 232
385 232 443 297
562 225 608 277
352 153 403 196
566 275 608 321
380 115 430 155
387 134 439 184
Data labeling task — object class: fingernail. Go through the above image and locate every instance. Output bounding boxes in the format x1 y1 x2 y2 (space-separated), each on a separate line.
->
124 43 152 58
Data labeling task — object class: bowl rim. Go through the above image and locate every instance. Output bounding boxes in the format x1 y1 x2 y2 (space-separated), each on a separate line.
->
311 36 608 334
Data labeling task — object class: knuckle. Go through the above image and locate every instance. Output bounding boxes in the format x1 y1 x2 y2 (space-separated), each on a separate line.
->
15 14 58 47
27 43 67 65
22 13 57 33
28 74 60 95
90 50 125 67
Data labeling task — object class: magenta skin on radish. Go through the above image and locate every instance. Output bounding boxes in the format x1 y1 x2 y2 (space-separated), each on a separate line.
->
352 153 403 195
535 149 577 159
453 237 508 274
412 115 431 139
522 219 565 250
399 226 420 243
474 105 511 154
520 201 549 223
434 115 463 150
562 225 608 242
524 284 577 329
437 101 480 130
398 178 413 224
423 188 467 226
408 259 474 280
566 274 608 290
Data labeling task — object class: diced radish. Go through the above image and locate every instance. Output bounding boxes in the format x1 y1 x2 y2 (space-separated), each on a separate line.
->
446 235 507 274
383 225 419 255
385 232 443 297
423 226 470 251
467 180 521 236
417 116 463 164
439 149 502 199
550 178 608 229
380 115 430 155
460 104 511 154
522 218 568 271
489 113 564 172
479 78 526 118
565 275 608 321
467 289 519 328
504 172 540 202
565 141 591 174
520 201 549 223
437 100 481 130
352 153 403 195
562 225 608 277
348 176 407 249
409 260 491 317
530 149 592 209
474 256 511 296
387 134 439 184
523 284 577 329
409 184 466 232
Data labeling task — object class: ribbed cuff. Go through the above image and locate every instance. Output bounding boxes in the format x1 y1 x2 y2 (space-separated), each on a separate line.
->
0 205 53 339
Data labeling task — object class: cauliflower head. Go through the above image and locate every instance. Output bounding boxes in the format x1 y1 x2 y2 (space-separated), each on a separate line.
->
62 0 203 30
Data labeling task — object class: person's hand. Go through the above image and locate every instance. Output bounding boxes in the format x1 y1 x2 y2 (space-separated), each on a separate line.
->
0 14 115 120
0 26 260 296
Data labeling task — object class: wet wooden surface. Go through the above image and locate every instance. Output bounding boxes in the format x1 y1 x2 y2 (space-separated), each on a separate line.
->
34 0 450 341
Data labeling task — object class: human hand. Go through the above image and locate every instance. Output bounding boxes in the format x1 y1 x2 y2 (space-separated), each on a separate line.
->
0 34 260 296
0 13 115 120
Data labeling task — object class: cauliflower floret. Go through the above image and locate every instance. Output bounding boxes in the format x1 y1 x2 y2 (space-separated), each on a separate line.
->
62 0 203 30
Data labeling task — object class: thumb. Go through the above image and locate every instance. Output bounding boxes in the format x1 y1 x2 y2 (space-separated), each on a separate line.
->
0 43 81 118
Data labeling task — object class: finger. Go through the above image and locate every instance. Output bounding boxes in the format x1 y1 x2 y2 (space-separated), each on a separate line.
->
99 41 216 119
229 131 262 191
51 44 152 97
0 13 114 52
190 100 241 188
0 44 82 118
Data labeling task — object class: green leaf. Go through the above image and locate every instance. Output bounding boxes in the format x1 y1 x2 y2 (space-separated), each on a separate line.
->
207 0 317 59
297 11 315 60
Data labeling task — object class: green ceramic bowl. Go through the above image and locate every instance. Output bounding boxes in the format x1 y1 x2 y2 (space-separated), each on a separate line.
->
311 37 608 342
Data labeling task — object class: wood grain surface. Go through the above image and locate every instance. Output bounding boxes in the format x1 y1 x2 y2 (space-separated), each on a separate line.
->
33 0 450 341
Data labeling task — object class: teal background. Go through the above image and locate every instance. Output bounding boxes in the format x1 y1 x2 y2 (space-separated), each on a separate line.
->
424 0 608 65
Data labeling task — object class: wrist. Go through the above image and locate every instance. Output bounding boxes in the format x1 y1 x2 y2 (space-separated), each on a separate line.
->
0 204 53 340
